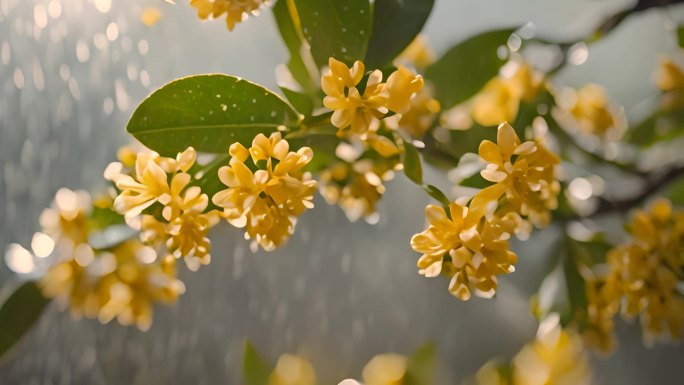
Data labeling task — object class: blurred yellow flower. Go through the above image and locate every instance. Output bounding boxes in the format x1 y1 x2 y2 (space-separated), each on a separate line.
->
582 276 619 354
478 122 560 229
41 240 184 331
554 83 627 140
141 7 162 27
655 57 684 110
268 354 317 385
189 0 266 31
362 354 407 385
600 199 684 345
410 197 517 301
471 62 543 127
395 35 436 69
212 133 316 251
319 160 397 223
39 188 92 249
512 315 592 385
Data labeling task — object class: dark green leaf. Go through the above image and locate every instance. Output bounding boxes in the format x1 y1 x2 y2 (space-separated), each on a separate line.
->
424 184 450 207
0 281 51 359
626 108 684 147
364 0 435 69
425 29 514 109
402 141 423 184
678 25 684 48
288 131 340 172
272 0 318 95
405 342 436 385
192 154 230 211
243 341 273 385
280 87 314 116
89 205 125 231
127 75 299 156
663 175 684 206
292 0 371 68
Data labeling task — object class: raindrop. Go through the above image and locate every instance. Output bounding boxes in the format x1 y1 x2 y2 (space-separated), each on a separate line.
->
31 232 55 258
76 39 90 62
1 42 10 65
106 22 119 42
5 244 35 274
138 39 149 55
48 0 62 18
93 0 112 14
34 4 48 29
13 67 25 90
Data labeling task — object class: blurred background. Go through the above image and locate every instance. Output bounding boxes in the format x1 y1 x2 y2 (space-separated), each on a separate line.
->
1 0 683 383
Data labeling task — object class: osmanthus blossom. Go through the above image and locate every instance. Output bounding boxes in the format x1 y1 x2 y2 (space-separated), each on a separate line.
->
478 122 560 230
470 61 544 127
189 0 266 31
553 83 627 141
212 132 317 251
106 147 218 270
656 56 684 110
410 191 517 301
268 354 317 385
362 354 408 385
586 198 684 348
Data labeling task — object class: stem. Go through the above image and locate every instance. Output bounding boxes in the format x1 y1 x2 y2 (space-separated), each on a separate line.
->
301 111 333 129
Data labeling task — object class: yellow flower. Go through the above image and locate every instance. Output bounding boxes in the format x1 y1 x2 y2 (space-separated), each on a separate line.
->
512 315 592 385
322 58 388 135
41 240 184 331
655 57 684 110
600 199 684 345
410 194 517 301
554 83 627 140
212 133 316 251
189 0 266 31
362 354 407 385
268 354 317 385
395 35 436 69
319 160 397 223
39 188 92 249
474 361 508 385
471 62 543 127
582 276 619 354
385 66 425 114
385 85 441 139
478 122 560 229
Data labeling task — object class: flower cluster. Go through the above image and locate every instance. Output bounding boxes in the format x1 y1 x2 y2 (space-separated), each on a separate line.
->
470 61 544 127
585 199 684 348
553 83 627 140
474 315 592 385
36 188 184 330
319 159 398 223
478 122 561 231
321 58 436 153
189 0 266 31
106 147 218 270
212 133 317 251
410 197 518 301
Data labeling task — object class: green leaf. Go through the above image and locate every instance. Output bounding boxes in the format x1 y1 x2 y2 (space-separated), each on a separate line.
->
243 341 273 385
288 131 340 172
664 175 684 206
280 87 314 116
402 141 423 184
127 75 299 156
89 205 125 231
292 0 371 68
678 25 684 48
424 184 450 207
405 342 436 385
0 281 51 359
272 0 318 94
425 29 514 109
626 108 684 147
364 0 435 69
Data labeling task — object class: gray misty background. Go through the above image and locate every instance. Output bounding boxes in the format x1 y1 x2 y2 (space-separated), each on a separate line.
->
0 0 683 384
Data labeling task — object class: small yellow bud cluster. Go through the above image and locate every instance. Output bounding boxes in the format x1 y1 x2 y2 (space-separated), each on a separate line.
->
106 147 218 270
656 57 684 110
471 61 544 127
212 132 317 251
586 199 684 348
319 160 398 223
37 188 184 330
553 83 627 141
189 0 266 31
474 315 592 385
321 58 436 154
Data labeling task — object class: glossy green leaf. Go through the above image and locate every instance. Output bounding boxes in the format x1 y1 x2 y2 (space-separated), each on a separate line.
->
292 0 371 68
272 0 318 94
405 342 436 385
127 75 299 156
424 184 450 207
89 205 125 231
0 281 51 359
288 131 340 172
402 141 423 184
243 341 273 385
425 29 514 109
364 0 435 69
